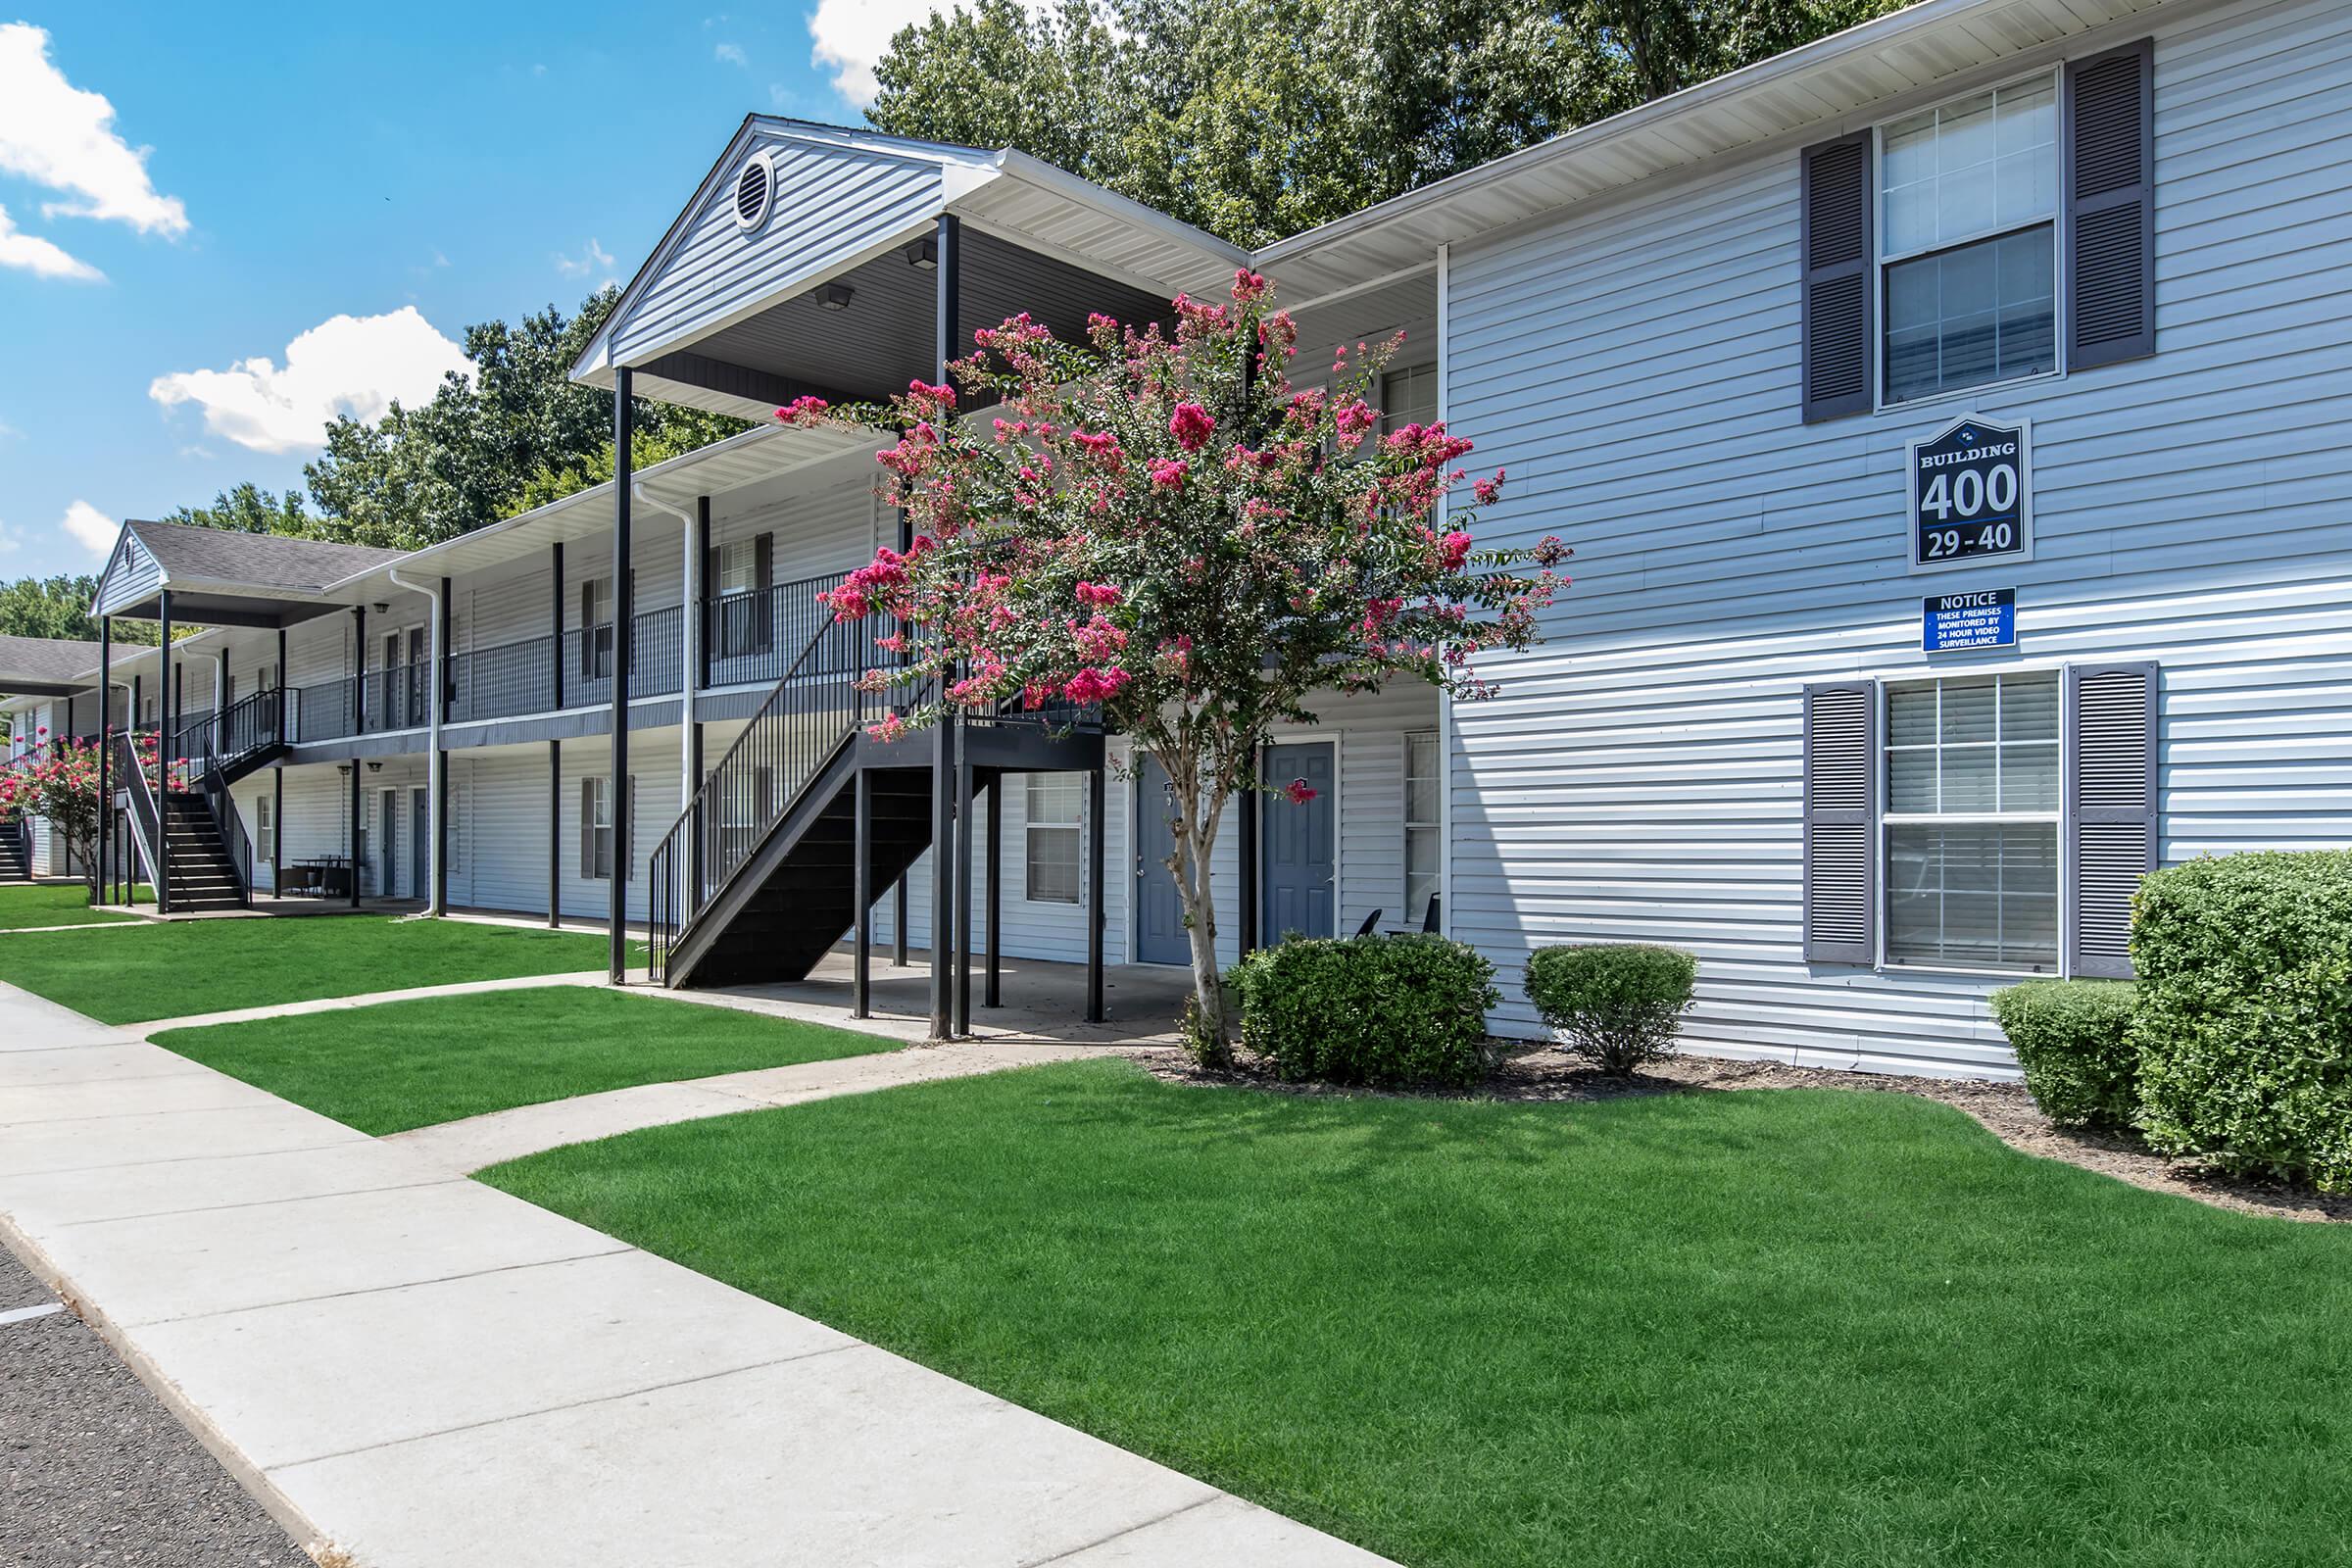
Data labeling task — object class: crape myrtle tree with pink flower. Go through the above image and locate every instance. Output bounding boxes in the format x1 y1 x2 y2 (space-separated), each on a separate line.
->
786 269 1567 1061
0 727 180 903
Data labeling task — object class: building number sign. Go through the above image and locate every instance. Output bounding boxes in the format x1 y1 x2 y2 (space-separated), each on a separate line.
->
1907 416 2033 571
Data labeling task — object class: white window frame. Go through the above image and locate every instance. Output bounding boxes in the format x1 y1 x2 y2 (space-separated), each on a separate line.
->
1878 665 2068 978
716 539 760 599
586 774 613 881
1024 772 1083 906
1381 363 1440 435
1403 729 1441 927
256 793 273 863
1872 69 2067 415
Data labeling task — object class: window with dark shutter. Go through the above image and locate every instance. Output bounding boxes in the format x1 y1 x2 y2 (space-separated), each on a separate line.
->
1802 680 1878 962
578 777 596 880
2066 38 2156 369
624 775 637 883
1799 132 1873 422
2065 662 2157 977
752 532 774 656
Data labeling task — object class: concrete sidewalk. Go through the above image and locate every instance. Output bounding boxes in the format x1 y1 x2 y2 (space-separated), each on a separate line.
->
387 1040 1114 1173
0 981 1388 1568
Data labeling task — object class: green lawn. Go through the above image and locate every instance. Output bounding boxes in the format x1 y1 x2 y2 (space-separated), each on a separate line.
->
154 987 898 1134
0 884 146 929
485 1060 2352 1568
0 914 631 1024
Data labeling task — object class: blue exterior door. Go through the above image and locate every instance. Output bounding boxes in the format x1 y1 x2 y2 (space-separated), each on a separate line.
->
1261 741 1336 940
1134 755 1191 965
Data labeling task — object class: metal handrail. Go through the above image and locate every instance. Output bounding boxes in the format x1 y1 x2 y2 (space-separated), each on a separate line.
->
112 732 165 906
646 612 885 981
196 722 254 907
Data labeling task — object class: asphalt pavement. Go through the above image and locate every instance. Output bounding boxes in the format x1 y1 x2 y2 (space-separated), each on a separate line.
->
0 1244 310 1567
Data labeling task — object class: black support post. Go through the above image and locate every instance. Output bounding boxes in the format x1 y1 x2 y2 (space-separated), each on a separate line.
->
272 765 284 894
352 605 366 737
929 719 957 1039
984 772 1001 1008
955 756 974 1036
95 615 110 909
853 768 872 1019
348 760 362 907
610 367 634 984
547 738 562 928
1086 758 1106 1023
435 575 451 915
550 542 565 710
1239 767 1260 956
156 591 172 914
695 497 712 692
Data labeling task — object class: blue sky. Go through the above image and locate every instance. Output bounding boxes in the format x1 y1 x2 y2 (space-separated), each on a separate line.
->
0 1 942 580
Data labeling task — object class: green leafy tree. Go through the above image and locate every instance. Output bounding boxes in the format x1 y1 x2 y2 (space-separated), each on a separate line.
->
161 482 316 536
872 0 1912 247
304 290 749 549
0 575 159 646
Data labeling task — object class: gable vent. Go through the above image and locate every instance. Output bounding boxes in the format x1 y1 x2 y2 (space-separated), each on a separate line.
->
733 151 775 232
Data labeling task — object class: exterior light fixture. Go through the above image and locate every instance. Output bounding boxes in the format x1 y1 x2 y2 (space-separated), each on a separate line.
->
366 760 382 772
820 282 855 312
905 236 937 270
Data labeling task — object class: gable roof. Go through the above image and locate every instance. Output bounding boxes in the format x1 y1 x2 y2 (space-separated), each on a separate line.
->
122 519 408 592
0 634 104 699
572 116 1244 387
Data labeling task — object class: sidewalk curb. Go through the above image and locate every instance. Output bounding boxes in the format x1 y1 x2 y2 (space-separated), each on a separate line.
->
0 1211 346 1568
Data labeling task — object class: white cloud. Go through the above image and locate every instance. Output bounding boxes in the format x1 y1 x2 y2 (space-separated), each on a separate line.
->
714 40 748 67
554 237 616 279
61 499 116 556
147 307 469 456
808 0 956 106
0 24 186 238
0 201 100 280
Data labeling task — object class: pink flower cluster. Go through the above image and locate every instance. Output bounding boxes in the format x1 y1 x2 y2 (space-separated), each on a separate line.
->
1147 458 1187 491
1074 580 1122 609
773 395 830 424
1168 402 1215 452
1063 666 1133 705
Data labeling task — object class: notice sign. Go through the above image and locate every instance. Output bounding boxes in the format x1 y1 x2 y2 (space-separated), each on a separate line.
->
1909 416 2032 570
1923 588 2016 653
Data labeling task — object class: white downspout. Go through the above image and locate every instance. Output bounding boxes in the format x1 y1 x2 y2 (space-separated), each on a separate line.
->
635 483 702 847
1434 241 1453 940
386 566 445 915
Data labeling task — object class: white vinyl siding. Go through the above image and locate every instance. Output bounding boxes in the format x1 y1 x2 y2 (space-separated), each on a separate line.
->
1445 0 2352 1076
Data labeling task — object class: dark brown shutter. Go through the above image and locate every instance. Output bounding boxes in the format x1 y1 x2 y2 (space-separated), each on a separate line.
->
1799 130 1874 422
752 532 774 654
1802 680 1879 963
2066 38 2156 370
2065 662 2158 978
578 777 595 880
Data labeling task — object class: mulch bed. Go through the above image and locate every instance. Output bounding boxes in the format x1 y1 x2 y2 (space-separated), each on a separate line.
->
1128 1045 2351 1224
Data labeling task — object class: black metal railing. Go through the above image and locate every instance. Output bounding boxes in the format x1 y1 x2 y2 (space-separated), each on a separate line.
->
448 633 556 723
214 686 284 762
367 661 431 731
196 721 253 908
704 572 858 689
112 731 164 906
646 613 885 982
289 677 357 745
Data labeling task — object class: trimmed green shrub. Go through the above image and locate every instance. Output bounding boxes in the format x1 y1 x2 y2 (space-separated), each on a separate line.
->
1524 944 1697 1075
1232 933 1499 1090
1989 980 2138 1127
2130 850 2352 1192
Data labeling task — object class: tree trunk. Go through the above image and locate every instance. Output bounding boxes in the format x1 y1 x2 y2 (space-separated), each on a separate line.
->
1159 745 1234 1066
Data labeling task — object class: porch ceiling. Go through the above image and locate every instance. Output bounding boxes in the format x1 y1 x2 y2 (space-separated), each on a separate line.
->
612 226 1181 423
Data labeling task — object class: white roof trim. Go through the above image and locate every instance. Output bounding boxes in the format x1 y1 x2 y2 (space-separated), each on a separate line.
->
1253 0 2178 282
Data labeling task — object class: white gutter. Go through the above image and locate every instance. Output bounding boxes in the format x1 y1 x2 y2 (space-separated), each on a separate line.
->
385 565 445 915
